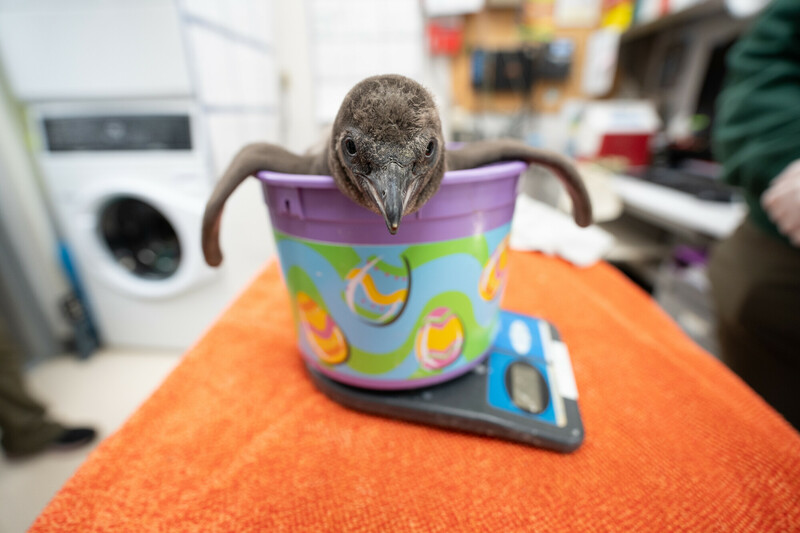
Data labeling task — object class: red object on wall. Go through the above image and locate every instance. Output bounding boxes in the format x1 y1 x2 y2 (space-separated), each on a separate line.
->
597 133 652 168
428 20 463 56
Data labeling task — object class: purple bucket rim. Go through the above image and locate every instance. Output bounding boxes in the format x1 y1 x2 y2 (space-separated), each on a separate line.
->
302 350 491 390
257 160 527 188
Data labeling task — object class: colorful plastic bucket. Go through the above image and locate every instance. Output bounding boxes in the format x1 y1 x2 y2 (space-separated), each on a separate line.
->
259 161 527 390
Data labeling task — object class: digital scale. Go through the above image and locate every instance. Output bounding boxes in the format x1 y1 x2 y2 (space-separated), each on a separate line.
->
308 311 584 453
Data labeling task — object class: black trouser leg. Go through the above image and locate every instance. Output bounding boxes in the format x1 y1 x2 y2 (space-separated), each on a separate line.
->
0 319 62 456
709 220 800 430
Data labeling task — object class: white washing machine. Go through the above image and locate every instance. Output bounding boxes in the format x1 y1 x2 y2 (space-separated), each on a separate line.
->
30 100 276 349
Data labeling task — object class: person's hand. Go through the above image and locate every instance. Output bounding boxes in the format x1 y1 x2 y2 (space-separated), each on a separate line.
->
762 159 800 246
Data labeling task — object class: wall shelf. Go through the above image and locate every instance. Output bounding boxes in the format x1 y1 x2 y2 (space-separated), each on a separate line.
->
622 0 732 43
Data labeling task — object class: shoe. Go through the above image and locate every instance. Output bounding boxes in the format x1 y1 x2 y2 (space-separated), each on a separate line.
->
3 427 97 459
51 427 97 451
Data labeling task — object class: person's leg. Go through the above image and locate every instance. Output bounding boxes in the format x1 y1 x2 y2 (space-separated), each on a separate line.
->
709 220 800 429
0 320 64 456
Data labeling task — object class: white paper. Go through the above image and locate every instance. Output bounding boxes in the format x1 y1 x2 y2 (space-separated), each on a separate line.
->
422 0 484 17
581 28 620 97
555 0 601 28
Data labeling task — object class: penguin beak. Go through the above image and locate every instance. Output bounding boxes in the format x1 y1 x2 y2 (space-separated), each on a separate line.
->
368 163 410 235
382 180 403 235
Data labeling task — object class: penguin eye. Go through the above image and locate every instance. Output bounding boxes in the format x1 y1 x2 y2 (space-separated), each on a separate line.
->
425 140 435 158
343 138 357 156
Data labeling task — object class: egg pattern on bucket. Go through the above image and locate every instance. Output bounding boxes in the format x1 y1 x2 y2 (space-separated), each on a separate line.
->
296 291 349 365
345 256 410 325
275 222 511 388
415 307 464 370
478 236 510 301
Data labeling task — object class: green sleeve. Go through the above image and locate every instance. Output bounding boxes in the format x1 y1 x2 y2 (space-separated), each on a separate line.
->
712 0 800 243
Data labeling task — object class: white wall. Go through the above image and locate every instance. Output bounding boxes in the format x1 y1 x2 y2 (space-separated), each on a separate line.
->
276 0 453 148
177 0 282 270
274 0 321 154
0 0 192 100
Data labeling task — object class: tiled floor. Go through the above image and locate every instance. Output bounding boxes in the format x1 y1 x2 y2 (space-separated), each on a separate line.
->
0 349 182 533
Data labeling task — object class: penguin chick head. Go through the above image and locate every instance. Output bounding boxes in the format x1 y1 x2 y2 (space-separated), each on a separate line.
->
328 74 445 235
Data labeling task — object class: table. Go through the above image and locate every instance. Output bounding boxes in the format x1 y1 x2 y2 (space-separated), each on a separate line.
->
610 174 747 240
31 253 800 532
601 174 747 297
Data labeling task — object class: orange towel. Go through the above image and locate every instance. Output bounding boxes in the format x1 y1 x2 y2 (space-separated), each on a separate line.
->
32 253 800 532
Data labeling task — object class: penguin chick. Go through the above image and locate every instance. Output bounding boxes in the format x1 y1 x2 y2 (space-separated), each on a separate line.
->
328 74 446 234
201 74 592 267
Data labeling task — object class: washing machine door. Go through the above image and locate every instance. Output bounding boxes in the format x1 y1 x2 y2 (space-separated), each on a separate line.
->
74 179 215 299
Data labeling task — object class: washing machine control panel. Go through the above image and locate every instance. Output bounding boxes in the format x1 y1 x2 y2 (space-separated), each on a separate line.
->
44 115 192 152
